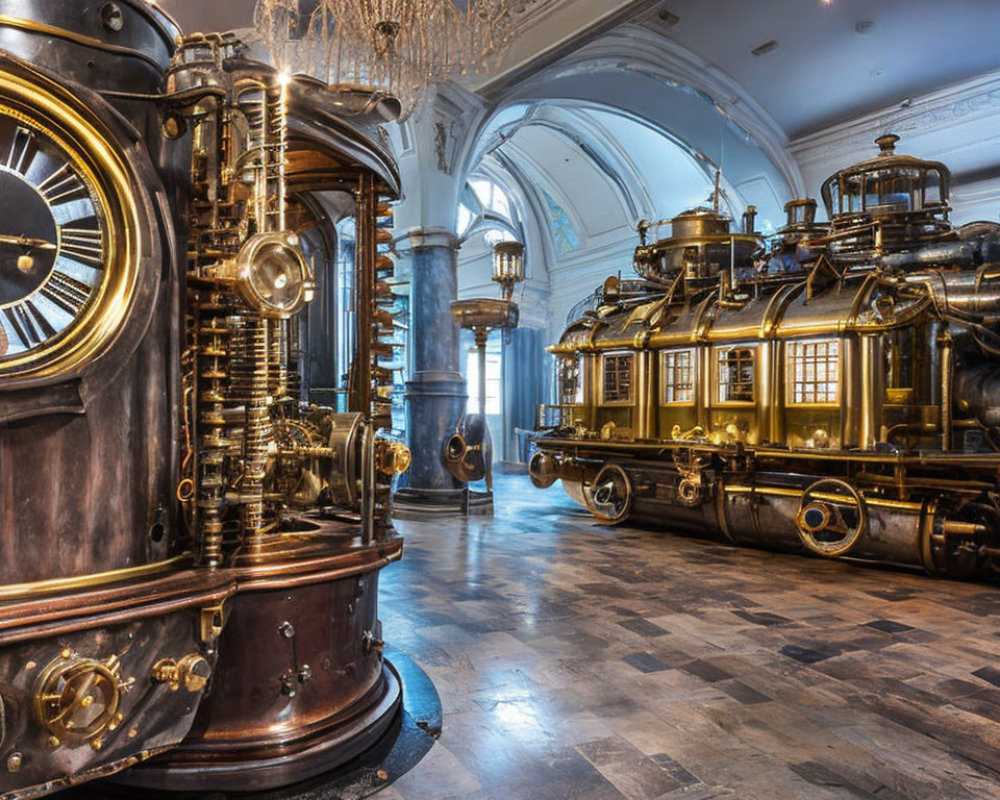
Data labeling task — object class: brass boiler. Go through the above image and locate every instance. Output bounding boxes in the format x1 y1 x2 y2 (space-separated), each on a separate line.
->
0 4 409 797
532 135 1000 580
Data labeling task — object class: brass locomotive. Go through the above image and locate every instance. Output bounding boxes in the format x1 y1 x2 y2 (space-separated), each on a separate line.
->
531 134 1000 580
0 3 409 797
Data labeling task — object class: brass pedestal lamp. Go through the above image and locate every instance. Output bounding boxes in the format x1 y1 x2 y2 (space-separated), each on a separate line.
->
445 241 525 494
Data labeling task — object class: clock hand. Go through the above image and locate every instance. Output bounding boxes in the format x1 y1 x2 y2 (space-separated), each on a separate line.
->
0 233 57 251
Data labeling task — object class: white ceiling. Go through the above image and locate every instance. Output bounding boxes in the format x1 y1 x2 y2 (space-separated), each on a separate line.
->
158 0 256 34
649 0 1000 140
157 0 1000 276
158 0 1000 141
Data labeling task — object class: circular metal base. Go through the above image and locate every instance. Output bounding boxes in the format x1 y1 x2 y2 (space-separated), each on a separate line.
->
394 487 494 517
51 648 440 800
119 663 401 793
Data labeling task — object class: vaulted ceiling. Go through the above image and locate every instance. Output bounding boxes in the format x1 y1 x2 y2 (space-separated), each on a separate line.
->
159 0 1000 309
159 0 1000 144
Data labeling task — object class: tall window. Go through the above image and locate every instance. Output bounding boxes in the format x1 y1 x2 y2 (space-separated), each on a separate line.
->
541 188 580 256
788 339 839 405
335 220 356 413
602 352 633 404
466 345 502 415
716 346 755 403
661 349 695 404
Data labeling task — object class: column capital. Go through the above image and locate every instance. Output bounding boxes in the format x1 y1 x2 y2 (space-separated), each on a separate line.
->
394 227 461 252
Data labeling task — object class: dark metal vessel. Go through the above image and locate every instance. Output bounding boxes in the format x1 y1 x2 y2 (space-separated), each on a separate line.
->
0 3 410 796
531 135 1000 580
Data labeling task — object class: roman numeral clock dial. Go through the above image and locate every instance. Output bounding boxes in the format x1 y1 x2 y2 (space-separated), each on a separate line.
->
0 119 104 357
0 56 160 397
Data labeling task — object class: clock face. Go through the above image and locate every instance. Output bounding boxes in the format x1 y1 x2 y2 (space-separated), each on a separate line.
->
0 115 106 358
0 66 147 386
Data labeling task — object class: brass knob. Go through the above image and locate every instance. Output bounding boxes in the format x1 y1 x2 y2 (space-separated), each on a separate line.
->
178 654 211 693
153 654 211 693
151 659 181 690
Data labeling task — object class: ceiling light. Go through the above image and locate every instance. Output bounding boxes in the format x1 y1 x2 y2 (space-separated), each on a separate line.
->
751 40 778 56
253 0 519 118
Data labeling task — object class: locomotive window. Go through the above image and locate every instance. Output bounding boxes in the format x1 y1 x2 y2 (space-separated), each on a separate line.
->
601 352 633 405
716 346 755 403
560 356 583 405
788 340 840 405
661 349 695 404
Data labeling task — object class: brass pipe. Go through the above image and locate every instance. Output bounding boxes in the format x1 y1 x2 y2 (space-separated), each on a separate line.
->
759 340 774 443
635 350 649 439
941 331 954 451
860 335 880 448
475 327 488 418
940 521 986 537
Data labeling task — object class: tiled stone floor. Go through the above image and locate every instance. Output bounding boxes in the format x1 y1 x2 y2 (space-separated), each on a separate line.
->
374 473 1000 800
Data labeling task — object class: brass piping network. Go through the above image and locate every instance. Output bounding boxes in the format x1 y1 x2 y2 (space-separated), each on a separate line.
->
169 35 295 563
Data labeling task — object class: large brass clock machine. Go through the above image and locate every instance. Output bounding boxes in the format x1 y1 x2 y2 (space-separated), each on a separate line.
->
0 2 411 797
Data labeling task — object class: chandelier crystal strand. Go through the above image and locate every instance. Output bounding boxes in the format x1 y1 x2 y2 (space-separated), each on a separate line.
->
253 0 299 71
253 0 519 117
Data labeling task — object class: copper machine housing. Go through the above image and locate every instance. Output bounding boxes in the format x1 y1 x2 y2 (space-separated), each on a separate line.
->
532 134 1000 580
0 2 410 797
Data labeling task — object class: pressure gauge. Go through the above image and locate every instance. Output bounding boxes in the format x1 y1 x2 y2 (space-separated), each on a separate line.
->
0 64 145 383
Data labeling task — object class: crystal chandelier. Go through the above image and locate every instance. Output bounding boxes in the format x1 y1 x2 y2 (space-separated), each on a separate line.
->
253 0 517 117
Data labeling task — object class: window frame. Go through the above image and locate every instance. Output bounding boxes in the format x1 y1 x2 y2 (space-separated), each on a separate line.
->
660 348 696 406
713 344 757 406
786 338 841 407
599 351 635 406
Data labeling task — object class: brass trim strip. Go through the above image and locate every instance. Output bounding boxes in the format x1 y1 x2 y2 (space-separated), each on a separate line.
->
1 585 235 646
236 551 404 593
0 15 166 73
0 555 191 601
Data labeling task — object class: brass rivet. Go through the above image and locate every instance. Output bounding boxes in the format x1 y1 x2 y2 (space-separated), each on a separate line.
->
46 736 60 750
6 753 22 773
91 738 103 751
128 728 138 738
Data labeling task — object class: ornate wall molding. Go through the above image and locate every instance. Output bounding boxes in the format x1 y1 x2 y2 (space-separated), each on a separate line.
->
790 68 1000 212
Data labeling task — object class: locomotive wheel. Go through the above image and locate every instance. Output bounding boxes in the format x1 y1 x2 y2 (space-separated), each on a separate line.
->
583 464 633 524
795 478 867 557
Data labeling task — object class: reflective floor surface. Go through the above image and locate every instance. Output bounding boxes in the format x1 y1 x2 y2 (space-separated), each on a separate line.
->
372 472 1000 800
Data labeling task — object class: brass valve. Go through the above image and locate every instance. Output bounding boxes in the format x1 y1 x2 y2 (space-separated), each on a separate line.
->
375 440 411 476
33 652 129 744
151 654 211 693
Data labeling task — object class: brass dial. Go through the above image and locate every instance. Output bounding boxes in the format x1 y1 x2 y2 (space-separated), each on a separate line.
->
0 67 142 381
33 653 126 744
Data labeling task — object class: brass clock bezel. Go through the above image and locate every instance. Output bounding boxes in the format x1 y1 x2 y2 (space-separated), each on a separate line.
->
0 68 142 381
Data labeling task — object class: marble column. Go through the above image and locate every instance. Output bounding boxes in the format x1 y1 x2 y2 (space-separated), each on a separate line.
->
396 228 468 508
